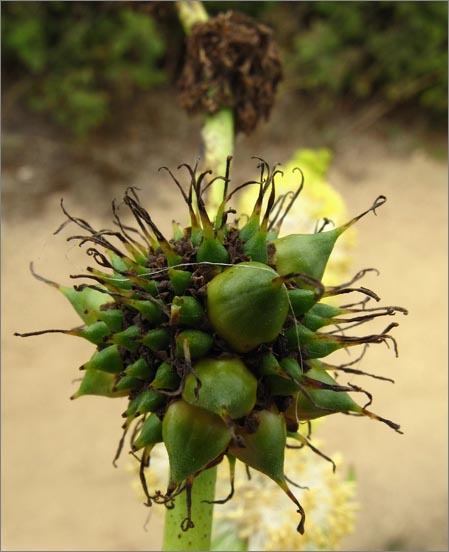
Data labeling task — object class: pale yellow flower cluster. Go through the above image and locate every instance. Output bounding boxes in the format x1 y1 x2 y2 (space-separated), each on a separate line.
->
213 435 358 551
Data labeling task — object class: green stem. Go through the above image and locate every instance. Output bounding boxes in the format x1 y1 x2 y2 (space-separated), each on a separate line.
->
175 0 208 33
176 0 235 215
202 108 235 216
162 466 218 551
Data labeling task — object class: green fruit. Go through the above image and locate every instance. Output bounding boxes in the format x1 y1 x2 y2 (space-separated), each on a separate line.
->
285 361 402 433
297 364 360 419
273 196 386 281
182 357 257 419
279 357 302 381
265 374 299 396
125 358 154 379
114 375 141 392
286 321 395 359
176 330 213 359
230 408 305 534
126 389 165 418
82 344 123 373
273 230 342 281
170 296 204 327
61 285 113 325
256 352 282 377
71 368 128 399
302 303 344 331
196 235 229 264
264 357 303 396
285 323 345 358
163 400 231 485
169 269 192 295
94 309 124 332
230 408 286 483
243 229 269 263
133 413 163 451
152 361 180 391
126 299 162 324
74 321 111 345
112 325 141 352
142 328 170 351
207 261 289 352
288 288 320 316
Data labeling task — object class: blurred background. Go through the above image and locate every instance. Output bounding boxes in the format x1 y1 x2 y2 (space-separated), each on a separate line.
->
2 1 447 551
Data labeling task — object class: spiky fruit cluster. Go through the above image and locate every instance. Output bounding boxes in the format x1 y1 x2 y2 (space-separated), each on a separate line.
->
17 158 406 535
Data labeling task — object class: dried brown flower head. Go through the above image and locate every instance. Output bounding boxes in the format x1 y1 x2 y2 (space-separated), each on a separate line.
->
178 11 283 134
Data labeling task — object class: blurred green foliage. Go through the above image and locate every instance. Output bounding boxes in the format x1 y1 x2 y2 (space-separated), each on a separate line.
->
2 1 447 136
286 2 447 116
2 2 166 136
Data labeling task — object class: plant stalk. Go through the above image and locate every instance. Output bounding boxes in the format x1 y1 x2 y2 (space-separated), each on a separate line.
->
175 0 235 216
162 467 218 551
201 108 235 217
176 0 208 33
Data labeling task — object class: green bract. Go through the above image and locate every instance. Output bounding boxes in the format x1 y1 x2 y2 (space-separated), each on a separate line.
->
16 157 406 535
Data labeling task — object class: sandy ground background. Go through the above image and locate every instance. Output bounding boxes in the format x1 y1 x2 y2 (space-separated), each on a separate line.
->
2 88 448 551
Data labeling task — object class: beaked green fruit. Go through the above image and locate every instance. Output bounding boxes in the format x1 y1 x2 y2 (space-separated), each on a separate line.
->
256 352 282 377
77 321 111 345
98 271 132 291
112 325 141 352
302 302 342 331
196 236 229 264
229 407 305 533
133 413 163 451
273 227 343 281
168 269 192 295
296 363 360 420
207 261 289 353
83 344 123 373
114 375 141 391
279 357 302 381
288 289 319 316
142 328 170 351
94 309 124 332
71 368 128 399
152 361 180 391
285 323 344 358
243 230 268 264
170 296 204 327
126 299 162 324
108 251 133 273
175 330 213 359
263 357 303 396
163 400 231 485
266 374 299 396
125 388 165 418
230 408 286 486
182 357 257 419
130 265 159 295
125 358 154 379
60 286 113 325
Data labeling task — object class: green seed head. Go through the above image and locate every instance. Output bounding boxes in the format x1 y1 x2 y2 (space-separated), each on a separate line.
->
16 158 406 535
